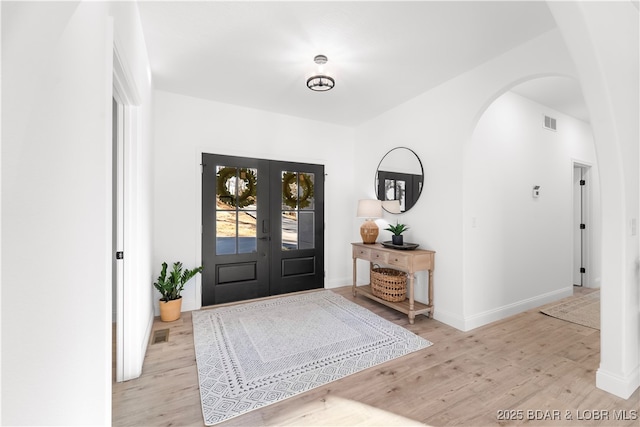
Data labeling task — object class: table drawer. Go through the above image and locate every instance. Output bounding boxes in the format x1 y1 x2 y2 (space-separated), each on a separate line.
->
353 246 371 260
370 250 389 264
387 253 410 269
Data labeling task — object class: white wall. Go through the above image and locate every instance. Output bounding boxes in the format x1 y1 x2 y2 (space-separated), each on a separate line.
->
153 90 355 314
1 1 154 424
463 90 599 329
353 29 579 330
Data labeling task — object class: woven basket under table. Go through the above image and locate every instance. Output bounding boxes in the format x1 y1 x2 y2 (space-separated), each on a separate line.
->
370 265 407 302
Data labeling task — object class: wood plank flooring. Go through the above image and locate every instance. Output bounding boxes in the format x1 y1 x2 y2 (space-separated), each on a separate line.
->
112 287 639 426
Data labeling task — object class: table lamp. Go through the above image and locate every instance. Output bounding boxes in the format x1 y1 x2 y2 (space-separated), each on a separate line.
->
357 199 382 244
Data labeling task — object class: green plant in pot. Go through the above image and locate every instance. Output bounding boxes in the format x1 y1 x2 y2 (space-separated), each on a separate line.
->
154 261 203 322
385 222 409 246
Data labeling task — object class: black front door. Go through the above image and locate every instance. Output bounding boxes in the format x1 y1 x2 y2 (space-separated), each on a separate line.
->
202 153 324 306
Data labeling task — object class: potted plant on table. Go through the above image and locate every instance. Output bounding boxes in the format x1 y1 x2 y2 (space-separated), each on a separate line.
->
154 261 203 322
385 222 409 246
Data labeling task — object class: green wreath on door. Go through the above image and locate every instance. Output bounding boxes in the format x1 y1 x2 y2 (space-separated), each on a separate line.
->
282 172 314 209
216 167 257 208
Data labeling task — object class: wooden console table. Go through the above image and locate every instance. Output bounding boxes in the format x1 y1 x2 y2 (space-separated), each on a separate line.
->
352 242 435 324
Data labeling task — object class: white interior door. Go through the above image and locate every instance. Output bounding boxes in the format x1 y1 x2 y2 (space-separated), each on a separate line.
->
573 167 582 286
113 96 125 381
572 165 590 287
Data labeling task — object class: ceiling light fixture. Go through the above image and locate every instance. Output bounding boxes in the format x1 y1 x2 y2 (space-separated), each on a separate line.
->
306 54 335 92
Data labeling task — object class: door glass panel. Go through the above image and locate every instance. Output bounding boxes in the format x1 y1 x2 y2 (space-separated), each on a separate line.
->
216 166 258 254
384 178 407 211
298 211 314 249
396 180 406 211
282 211 297 250
238 210 257 253
280 170 316 250
217 166 238 210
282 171 298 210
299 172 315 210
237 168 257 210
216 211 236 255
385 179 395 200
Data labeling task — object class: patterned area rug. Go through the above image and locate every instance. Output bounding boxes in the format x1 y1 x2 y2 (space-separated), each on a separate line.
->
540 290 600 330
192 290 432 425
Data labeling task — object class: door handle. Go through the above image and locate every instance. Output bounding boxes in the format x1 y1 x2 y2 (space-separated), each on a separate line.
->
258 236 269 241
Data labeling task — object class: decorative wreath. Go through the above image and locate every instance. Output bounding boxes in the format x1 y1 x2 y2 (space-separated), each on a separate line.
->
282 172 314 209
216 167 257 208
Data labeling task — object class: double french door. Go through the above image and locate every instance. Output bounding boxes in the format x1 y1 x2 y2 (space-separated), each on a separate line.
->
202 153 324 306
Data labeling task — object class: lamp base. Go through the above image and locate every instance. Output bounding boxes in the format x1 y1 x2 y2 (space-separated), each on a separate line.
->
360 220 379 244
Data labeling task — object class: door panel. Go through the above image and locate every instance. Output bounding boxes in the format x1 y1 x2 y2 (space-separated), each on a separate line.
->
573 166 586 286
282 257 315 276
202 155 324 305
202 154 270 306
269 162 324 296
217 263 257 284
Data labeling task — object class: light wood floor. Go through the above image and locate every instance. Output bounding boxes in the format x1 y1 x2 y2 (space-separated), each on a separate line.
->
112 287 639 426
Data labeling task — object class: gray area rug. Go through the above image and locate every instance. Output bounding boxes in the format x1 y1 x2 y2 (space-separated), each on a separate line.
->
540 290 600 330
192 290 433 425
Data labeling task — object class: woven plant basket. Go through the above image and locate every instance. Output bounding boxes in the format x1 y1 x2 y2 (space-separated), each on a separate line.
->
370 265 407 302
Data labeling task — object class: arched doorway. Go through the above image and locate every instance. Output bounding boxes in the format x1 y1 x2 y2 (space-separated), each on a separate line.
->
462 76 599 330
548 1 639 399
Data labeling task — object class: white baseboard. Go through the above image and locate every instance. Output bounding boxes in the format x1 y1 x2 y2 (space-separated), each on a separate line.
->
122 310 154 382
597 366 640 400
433 307 466 331
462 287 573 331
140 309 154 366
326 277 352 289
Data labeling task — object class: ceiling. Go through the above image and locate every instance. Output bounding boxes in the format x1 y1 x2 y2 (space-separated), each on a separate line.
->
137 1 587 126
511 77 589 122
511 77 589 123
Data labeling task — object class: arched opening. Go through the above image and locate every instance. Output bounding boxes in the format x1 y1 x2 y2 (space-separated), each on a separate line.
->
547 1 639 399
462 75 599 330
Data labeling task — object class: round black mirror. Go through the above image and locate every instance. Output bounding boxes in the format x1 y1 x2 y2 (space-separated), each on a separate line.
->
375 147 424 213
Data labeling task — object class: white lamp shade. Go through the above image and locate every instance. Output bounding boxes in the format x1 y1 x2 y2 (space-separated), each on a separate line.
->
357 199 382 218
382 200 402 214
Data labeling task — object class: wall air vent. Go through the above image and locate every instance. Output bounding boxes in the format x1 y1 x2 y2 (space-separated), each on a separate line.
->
543 115 557 131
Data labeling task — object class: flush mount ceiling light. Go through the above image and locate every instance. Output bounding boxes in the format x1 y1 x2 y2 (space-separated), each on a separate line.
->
306 54 335 92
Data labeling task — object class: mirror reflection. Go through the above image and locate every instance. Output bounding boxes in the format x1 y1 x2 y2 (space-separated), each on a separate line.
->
375 147 424 213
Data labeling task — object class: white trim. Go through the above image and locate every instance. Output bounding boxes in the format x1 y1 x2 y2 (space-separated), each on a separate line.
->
104 17 115 425
462 287 573 331
141 310 155 362
571 159 595 288
113 100 125 382
193 149 204 312
433 307 466 332
113 35 141 106
113 37 145 382
326 276 350 289
596 366 640 400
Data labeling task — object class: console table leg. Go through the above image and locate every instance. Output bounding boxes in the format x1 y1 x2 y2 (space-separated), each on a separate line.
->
352 257 357 297
428 269 434 318
408 272 415 324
